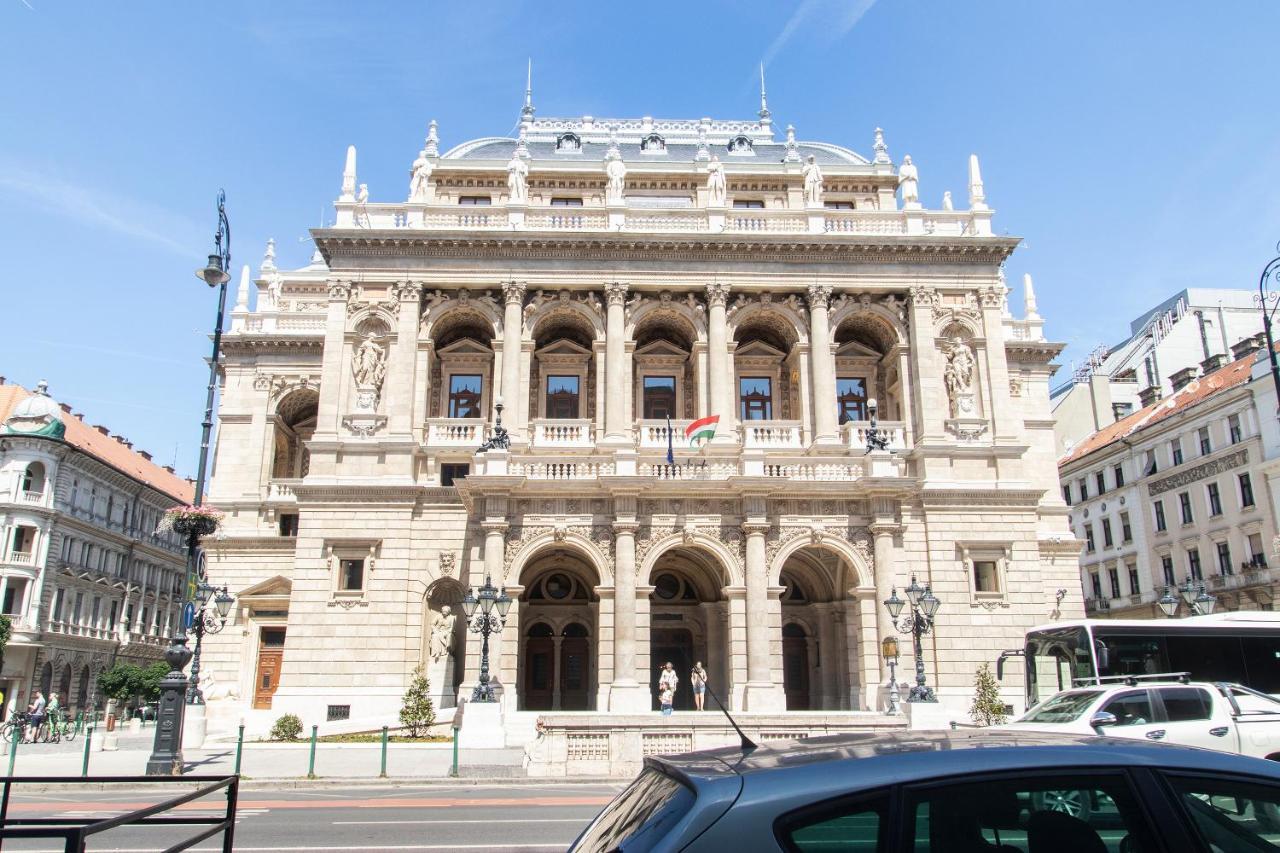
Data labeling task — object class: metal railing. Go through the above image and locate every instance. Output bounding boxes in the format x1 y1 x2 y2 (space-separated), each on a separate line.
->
0 774 238 852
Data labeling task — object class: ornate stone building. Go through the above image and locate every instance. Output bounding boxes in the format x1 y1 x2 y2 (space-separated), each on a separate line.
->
202 97 1080 738
0 380 191 716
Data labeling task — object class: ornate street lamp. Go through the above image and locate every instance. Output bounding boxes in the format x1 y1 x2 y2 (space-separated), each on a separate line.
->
478 396 511 452
462 575 511 702
1158 578 1217 618
1253 242 1280 413
864 397 889 452
186 581 234 704
883 575 941 702
880 635 901 715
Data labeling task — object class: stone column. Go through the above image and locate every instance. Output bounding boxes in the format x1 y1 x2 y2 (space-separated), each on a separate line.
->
706 283 735 440
610 520 647 711
501 282 526 439
388 281 423 435
742 521 784 711
807 284 838 443
314 280 351 442
870 501 899 711
908 286 946 442
603 282 629 442
979 284 1018 441
482 520 509 701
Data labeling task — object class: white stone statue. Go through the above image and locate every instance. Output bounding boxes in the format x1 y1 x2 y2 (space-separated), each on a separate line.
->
605 151 627 205
409 149 432 202
354 183 370 227
428 605 456 662
706 156 727 207
898 156 919 206
802 155 824 206
507 154 529 204
352 335 387 392
942 190 954 211
944 337 976 417
266 274 283 310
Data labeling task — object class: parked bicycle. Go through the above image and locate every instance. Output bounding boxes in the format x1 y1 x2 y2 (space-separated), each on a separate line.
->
0 711 31 744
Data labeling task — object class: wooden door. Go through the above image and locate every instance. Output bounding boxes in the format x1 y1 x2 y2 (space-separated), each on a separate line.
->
651 628 694 711
524 636 555 710
560 636 590 710
253 628 286 710
783 624 810 710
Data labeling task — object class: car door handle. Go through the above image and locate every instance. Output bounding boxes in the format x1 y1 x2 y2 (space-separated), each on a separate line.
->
1209 727 1230 737
1145 730 1166 740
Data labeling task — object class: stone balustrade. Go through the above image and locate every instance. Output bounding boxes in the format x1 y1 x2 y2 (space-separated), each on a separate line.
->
741 420 803 449
531 419 595 449
637 420 691 449
842 420 908 452
510 459 616 480
425 418 483 447
265 480 299 502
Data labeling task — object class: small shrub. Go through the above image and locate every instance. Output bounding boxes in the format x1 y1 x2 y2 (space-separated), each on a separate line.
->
399 666 436 738
969 663 1008 727
270 713 303 741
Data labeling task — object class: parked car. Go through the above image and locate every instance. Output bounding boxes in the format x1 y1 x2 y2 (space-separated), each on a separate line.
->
569 729 1280 852
1003 680 1280 760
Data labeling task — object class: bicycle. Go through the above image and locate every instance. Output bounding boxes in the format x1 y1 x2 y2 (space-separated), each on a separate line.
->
44 712 75 744
0 712 29 743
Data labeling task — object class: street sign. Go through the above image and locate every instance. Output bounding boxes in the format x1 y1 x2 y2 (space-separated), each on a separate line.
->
182 602 195 631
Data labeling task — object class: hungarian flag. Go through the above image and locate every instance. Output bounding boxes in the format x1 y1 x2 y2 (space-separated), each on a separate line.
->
685 415 719 448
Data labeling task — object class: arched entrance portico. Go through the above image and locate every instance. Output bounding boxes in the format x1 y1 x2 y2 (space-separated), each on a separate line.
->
516 551 599 711
645 546 731 711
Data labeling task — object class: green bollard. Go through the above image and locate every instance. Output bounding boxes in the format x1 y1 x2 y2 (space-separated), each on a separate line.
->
234 724 245 775
450 727 459 778
7 730 17 777
306 725 318 779
379 726 388 778
81 727 93 777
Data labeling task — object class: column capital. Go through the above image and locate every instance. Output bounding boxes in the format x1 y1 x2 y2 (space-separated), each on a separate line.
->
741 521 771 537
502 280 527 305
908 285 938 310
394 280 425 303
481 521 509 536
604 281 629 307
806 283 833 311
705 281 731 308
327 279 352 302
869 522 902 538
612 520 640 535
979 285 1005 310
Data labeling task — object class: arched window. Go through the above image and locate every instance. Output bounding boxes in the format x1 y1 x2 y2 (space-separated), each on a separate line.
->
641 133 665 153
728 135 754 155
21 462 45 496
555 133 581 152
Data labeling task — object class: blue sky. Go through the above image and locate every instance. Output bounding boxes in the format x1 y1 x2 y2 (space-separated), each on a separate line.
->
2 1 1278 477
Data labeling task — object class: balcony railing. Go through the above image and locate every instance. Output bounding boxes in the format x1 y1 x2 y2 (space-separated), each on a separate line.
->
531 419 595 449
425 418 484 447
741 421 803 449
510 459 615 480
761 459 864 482
19 491 45 505
266 480 299 502
637 420 692 449
842 420 908 452
726 212 808 233
6 551 34 566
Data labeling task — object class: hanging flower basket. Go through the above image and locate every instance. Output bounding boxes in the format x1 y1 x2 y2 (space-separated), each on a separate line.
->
157 505 224 538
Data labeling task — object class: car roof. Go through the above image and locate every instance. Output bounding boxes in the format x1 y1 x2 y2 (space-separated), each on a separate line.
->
648 729 1278 790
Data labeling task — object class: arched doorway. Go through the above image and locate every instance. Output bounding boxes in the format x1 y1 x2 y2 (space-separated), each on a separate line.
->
272 390 318 479
58 665 71 704
782 623 811 710
38 662 52 697
76 666 91 711
517 550 599 711
647 547 728 711
777 546 862 710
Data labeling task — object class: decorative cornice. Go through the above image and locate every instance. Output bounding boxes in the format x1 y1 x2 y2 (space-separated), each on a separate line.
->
1147 448 1248 497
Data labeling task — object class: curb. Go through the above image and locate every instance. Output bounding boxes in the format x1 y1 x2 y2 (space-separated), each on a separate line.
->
12 775 626 794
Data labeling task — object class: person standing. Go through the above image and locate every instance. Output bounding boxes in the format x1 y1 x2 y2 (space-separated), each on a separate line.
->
27 691 46 742
690 662 708 711
46 691 61 738
657 662 678 716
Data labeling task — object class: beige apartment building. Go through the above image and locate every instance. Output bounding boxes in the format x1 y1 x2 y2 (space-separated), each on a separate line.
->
200 98 1080 741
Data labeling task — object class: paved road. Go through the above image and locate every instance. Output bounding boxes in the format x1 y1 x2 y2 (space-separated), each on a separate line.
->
0 782 623 852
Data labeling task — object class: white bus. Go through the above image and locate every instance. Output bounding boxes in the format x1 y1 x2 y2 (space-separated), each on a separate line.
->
1010 612 1280 708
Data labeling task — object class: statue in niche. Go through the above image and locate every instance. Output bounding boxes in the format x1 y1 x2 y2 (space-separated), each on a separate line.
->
352 334 387 408
409 149 433 202
706 155 727 207
944 337 976 417
898 156 919 206
604 149 627 204
802 155 824 205
507 153 529 204
428 605 456 662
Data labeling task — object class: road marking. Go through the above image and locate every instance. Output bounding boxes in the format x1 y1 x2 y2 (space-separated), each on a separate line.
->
333 817 589 825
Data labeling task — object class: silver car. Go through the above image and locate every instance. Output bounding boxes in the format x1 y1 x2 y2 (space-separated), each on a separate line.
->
570 729 1280 852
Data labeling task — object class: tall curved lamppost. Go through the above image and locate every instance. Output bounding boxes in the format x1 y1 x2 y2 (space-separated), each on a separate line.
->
883 576 941 702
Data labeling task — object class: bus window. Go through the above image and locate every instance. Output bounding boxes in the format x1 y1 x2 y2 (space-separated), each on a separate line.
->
1093 633 1167 678
1025 626 1091 705
1165 635 1248 684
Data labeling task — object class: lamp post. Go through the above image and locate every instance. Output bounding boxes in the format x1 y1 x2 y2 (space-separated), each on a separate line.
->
1158 578 1217 618
1253 243 1280 413
185 582 235 704
864 397 890 452
883 576 941 702
148 191 232 775
477 396 511 452
461 575 511 702
880 635 901 715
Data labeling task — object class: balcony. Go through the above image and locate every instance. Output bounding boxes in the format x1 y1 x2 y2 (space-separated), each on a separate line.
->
741 421 803 450
509 458 616 480
424 418 484 448
1209 567 1275 593
18 490 45 506
266 480 300 503
6 551 34 566
842 421 908 452
637 420 691 450
531 419 595 449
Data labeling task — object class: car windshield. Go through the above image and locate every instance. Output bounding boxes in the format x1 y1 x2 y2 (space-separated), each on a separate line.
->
571 768 695 853
1020 690 1103 723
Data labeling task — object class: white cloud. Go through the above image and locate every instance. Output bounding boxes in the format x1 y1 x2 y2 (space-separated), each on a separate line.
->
762 0 878 68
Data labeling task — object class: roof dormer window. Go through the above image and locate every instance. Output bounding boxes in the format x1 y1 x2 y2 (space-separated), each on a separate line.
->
555 132 581 152
641 133 666 153
728 135 754 155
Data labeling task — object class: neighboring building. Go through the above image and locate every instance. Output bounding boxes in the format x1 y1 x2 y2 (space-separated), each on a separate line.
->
1052 289 1264 457
0 380 192 716
201 94 1080 746
1060 343 1278 619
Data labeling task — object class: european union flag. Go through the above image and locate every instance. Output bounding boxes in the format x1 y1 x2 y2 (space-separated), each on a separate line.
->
665 415 675 466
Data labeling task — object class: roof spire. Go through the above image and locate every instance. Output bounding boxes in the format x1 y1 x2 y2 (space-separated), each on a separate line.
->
521 58 535 125
234 264 251 311
758 62 772 124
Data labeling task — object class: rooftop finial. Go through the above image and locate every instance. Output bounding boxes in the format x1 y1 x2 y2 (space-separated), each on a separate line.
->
521 58 535 123
234 264 251 311
1023 273 1041 321
340 145 357 201
784 124 801 163
873 127 891 165
261 237 277 273
425 119 439 157
968 153 988 210
758 62 771 123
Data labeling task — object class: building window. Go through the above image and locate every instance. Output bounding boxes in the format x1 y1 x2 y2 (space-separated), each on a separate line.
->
642 376 677 419
545 375 580 419
973 560 999 594
1120 511 1132 543
824 200 855 210
327 704 351 722
550 197 583 206
1239 473 1255 508
1161 554 1175 587
1229 414 1242 444
1113 464 1125 489
1113 402 1134 420
1096 471 1107 495
728 135 754 154
1084 524 1095 552
458 196 492 205
1154 500 1167 532
1187 548 1203 581
1 581 23 616
1199 427 1212 456
1079 479 1089 500
1144 450 1158 476
1102 518 1114 549
1207 482 1223 516
1090 573 1102 599
732 199 764 209
1247 533 1266 568
739 377 772 420
1217 541 1232 576
339 559 365 592
1108 566 1121 599
1179 491 1193 525
836 377 868 423
1171 438 1183 466
1062 484 1072 505
278 514 299 537
447 374 483 419
440 463 470 487
1128 565 1140 595
555 132 581 152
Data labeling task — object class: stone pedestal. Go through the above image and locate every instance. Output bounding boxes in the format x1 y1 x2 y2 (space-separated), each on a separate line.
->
743 682 786 712
607 683 651 713
507 203 527 230
865 449 898 478
181 703 207 750
428 655 456 710
458 700 506 749
607 202 625 231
